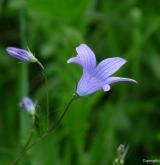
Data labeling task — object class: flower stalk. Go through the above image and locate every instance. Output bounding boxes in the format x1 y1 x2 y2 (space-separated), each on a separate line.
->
48 93 79 133
10 93 78 165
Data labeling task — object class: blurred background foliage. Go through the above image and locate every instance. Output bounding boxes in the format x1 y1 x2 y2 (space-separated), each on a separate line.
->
0 0 160 164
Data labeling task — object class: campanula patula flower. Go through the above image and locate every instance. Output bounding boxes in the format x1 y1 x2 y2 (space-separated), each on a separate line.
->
67 44 137 96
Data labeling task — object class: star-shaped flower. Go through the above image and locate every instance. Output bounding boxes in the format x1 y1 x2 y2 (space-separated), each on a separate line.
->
67 44 137 96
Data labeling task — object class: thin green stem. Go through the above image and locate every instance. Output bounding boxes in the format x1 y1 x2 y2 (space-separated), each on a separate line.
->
42 70 50 130
48 93 79 133
37 61 50 130
21 131 34 153
37 60 45 71
10 130 34 165
10 94 78 165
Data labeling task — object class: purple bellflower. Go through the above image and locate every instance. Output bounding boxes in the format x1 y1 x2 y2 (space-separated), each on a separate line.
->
67 44 137 96
20 97 36 116
6 47 38 62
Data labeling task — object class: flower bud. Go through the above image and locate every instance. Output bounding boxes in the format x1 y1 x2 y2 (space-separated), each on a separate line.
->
6 47 38 63
20 97 36 116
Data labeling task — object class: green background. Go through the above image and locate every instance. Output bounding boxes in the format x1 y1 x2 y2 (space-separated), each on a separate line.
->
0 0 160 164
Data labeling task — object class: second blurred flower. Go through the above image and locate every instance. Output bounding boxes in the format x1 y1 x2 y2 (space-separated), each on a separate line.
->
20 97 36 116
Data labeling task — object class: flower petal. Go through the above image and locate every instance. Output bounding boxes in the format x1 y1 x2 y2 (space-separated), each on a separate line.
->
102 84 111 91
67 57 81 65
76 71 101 96
67 44 96 72
95 57 127 80
106 77 137 84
